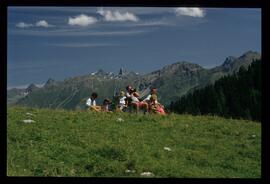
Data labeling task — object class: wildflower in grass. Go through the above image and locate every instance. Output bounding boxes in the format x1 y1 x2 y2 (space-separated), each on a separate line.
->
117 117 124 122
26 112 34 116
125 169 135 173
140 171 154 177
164 147 172 151
22 119 35 123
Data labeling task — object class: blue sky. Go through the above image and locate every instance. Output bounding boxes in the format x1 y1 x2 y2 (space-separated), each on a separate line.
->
7 7 261 88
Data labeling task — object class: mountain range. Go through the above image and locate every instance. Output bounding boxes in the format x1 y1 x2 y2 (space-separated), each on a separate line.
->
7 50 261 109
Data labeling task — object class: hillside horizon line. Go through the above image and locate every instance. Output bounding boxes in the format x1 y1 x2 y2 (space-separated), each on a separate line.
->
7 50 261 90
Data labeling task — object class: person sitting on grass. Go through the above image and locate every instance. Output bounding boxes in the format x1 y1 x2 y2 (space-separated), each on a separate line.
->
125 85 133 107
143 87 158 112
86 92 101 112
111 92 120 112
130 90 148 113
102 98 112 112
149 94 166 115
118 91 127 111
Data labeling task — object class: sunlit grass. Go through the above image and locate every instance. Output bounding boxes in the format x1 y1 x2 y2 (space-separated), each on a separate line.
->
7 106 261 177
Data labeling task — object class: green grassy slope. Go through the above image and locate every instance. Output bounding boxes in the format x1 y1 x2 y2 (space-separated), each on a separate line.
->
7 106 261 177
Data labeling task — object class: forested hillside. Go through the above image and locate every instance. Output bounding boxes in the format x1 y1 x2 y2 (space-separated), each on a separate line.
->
171 59 261 121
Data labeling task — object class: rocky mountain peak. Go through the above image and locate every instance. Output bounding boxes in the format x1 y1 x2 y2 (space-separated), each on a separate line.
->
9 50 261 108
222 56 236 67
161 61 204 74
118 67 125 75
117 68 138 78
96 69 106 75
217 50 261 73
44 78 56 88
239 50 261 60
26 83 38 93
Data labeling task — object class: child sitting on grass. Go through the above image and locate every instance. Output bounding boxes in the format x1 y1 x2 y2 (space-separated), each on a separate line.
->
143 87 158 103
149 94 166 115
118 91 127 111
86 92 101 112
143 87 158 111
102 98 112 112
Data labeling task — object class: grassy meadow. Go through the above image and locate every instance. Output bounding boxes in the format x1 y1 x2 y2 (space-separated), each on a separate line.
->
7 106 261 177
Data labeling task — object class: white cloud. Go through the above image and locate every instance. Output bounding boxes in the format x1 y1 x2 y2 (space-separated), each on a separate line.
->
15 22 33 28
16 20 53 28
97 8 139 22
36 20 53 27
175 8 205 17
68 14 97 26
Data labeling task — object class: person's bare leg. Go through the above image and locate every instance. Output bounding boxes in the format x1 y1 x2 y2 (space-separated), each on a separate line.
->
142 103 148 114
147 102 151 112
136 104 139 113
131 103 136 113
132 103 139 113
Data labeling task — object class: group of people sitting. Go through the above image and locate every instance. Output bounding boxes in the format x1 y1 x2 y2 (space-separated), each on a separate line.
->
85 85 166 115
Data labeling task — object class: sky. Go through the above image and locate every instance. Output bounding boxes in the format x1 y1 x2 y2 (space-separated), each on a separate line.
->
7 7 261 89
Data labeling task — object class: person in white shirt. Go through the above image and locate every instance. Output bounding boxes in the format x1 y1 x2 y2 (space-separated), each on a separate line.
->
125 85 132 97
118 91 127 111
125 85 133 107
130 91 148 113
143 87 158 112
86 97 96 106
143 87 158 103
131 92 139 103
86 92 101 112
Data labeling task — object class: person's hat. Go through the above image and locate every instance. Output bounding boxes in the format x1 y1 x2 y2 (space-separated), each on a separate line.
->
104 98 111 103
120 91 125 96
